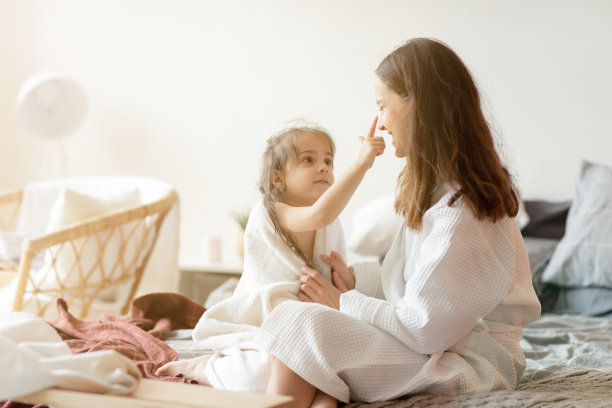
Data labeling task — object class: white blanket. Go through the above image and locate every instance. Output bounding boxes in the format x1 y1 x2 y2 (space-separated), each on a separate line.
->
0 311 141 401
191 199 346 391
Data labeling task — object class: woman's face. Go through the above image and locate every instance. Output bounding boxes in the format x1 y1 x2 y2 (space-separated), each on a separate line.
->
374 76 414 158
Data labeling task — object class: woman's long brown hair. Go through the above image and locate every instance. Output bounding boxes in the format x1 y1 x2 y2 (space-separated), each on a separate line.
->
375 38 519 229
259 125 336 267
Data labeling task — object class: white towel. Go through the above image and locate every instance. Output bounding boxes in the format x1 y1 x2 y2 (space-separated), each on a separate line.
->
0 311 141 401
192 199 346 391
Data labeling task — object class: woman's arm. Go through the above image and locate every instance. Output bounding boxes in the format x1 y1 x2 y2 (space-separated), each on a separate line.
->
276 117 385 233
340 205 516 355
301 202 519 355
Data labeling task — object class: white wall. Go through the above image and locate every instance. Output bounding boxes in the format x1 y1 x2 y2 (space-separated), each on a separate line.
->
1 0 611 265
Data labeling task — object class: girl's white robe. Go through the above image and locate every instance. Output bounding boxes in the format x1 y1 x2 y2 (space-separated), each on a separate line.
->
255 190 542 403
191 199 347 391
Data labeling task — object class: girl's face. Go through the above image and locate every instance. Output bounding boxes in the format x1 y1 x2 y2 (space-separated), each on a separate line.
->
277 132 334 206
374 76 414 158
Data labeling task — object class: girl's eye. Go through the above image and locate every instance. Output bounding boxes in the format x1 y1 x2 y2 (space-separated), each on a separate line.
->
325 159 333 167
303 156 313 163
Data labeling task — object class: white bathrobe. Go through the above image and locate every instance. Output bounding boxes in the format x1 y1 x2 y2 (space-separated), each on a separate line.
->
255 189 542 403
192 199 347 391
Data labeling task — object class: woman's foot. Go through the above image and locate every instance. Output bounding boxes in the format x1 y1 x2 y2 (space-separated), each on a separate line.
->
155 354 213 385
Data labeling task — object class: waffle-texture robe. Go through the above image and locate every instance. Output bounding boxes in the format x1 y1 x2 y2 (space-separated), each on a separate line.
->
256 188 542 403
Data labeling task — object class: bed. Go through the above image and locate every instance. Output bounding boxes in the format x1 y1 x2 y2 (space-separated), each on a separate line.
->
4 160 612 408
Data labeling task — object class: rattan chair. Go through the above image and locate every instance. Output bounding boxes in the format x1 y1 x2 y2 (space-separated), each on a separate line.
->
0 177 178 319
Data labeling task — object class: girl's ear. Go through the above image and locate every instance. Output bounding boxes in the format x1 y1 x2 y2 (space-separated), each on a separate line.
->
272 170 285 191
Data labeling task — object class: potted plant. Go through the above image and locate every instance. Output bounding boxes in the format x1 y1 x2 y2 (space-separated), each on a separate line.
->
230 209 249 260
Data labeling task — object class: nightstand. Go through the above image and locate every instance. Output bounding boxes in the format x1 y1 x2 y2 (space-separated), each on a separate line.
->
178 261 243 305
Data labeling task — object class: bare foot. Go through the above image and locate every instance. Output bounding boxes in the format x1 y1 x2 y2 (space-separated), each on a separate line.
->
156 354 213 385
311 390 337 408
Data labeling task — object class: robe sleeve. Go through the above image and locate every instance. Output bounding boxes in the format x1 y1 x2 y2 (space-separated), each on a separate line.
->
339 203 514 355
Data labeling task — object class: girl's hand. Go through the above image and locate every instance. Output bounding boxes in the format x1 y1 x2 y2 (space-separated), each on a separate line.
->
356 116 386 170
298 266 343 310
320 251 355 292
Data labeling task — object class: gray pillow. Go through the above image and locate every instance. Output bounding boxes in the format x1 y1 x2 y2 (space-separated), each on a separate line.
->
544 286 612 316
542 160 612 288
524 237 560 275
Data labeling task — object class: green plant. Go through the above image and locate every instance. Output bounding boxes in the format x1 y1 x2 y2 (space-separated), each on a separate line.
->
230 209 250 230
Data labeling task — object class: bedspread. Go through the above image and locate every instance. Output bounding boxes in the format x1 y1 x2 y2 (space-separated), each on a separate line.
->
6 295 612 408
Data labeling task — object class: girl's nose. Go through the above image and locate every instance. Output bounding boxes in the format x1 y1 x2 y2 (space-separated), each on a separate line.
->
318 163 329 173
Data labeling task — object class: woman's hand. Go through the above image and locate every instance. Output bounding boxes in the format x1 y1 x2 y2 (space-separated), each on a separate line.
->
298 252 355 309
298 266 343 310
320 251 355 292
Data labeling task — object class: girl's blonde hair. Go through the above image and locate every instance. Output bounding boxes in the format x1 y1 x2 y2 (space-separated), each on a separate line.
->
259 125 335 266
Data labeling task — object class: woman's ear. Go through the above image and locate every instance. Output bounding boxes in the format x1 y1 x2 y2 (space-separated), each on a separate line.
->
272 170 285 191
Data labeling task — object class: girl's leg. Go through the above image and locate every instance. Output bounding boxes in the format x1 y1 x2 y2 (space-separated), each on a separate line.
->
311 390 338 408
155 354 212 385
268 355 319 408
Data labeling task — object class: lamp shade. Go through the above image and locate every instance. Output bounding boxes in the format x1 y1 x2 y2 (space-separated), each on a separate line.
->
16 73 88 139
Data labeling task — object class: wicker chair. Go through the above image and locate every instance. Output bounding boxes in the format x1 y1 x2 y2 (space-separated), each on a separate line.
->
0 177 178 319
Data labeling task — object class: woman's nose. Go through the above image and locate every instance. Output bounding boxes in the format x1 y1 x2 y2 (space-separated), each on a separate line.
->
377 118 386 131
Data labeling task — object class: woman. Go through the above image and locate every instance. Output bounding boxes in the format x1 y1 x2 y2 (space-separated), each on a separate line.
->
254 38 541 407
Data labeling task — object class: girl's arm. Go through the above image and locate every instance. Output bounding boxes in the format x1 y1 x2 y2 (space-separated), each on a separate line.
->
276 117 385 232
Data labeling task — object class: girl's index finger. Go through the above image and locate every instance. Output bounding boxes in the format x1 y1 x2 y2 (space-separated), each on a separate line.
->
368 115 378 138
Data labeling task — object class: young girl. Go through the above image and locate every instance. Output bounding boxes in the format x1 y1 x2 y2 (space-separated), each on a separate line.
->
157 122 384 398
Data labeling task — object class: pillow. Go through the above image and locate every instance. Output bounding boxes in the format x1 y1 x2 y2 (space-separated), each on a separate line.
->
515 200 530 230
541 160 612 288
542 286 612 316
347 194 403 257
524 237 560 275
348 194 531 257
523 237 559 296
45 189 140 232
38 189 142 301
521 200 571 239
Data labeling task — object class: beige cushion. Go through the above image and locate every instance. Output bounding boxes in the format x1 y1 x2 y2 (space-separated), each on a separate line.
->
38 189 143 301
